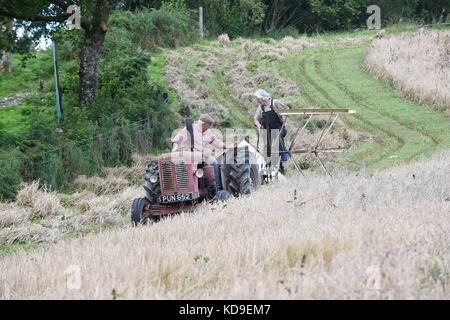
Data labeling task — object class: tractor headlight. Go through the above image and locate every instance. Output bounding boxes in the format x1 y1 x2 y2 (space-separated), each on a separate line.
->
149 175 158 184
195 168 204 178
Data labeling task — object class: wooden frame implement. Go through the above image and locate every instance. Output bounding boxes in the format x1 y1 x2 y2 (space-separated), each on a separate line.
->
276 108 356 177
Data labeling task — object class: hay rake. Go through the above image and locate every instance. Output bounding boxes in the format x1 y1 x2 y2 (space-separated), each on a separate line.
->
277 108 356 177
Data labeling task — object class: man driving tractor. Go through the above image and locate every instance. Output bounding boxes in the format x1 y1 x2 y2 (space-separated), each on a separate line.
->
171 114 228 190
253 89 289 172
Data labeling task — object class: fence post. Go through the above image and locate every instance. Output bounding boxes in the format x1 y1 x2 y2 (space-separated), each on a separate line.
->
199 6 204 39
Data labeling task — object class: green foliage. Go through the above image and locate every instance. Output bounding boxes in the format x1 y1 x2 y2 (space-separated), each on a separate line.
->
109 6 198 51
0 7 182 198
259 0 449 34
0 50 52 98
117 0 448 35
309 0 368 30
0 148 24 200
0 17 12 51
187 0 266 38
94 8 180 146
372 0 449 25
0 106 28 137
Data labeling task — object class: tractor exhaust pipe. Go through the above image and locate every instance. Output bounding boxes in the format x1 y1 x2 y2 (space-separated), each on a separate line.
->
185 118 194 152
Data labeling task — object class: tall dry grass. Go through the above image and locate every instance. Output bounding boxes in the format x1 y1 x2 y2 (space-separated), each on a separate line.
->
0 155 150 246
364 30 450 113
1 151 449 299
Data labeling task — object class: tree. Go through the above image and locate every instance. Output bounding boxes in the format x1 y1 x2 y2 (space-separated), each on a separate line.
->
0 0 117 107
0 17 13 73
417 0 449 24
184 0 266 37
262 0 305 32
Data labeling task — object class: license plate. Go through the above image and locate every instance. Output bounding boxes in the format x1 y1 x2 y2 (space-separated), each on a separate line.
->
160 193 194 204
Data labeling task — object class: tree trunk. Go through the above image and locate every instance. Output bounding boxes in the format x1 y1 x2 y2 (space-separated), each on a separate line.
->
0 50 12 73
78 0 112 107
442 8 448 23
1 18 13 73
79 30 106 107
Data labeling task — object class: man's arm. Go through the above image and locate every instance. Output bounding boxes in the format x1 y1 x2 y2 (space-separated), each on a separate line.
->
207 131 235 150
212 138 226 149
254 106 262 129
172 142 180 152
171 128 186 151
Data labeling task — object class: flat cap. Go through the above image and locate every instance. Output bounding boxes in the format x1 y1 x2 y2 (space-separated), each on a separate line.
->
199 113 216 125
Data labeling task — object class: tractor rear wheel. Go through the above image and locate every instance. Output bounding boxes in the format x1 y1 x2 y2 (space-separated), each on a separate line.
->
225 151 261 197
131 197 150 226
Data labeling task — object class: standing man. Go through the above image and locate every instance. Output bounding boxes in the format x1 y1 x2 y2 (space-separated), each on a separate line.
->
254 89 289 172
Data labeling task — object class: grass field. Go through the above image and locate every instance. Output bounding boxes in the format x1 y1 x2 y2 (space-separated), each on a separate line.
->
278 44 450 171
0 51 52 99
1 150 449 299
0 51 52 136
164 29 450 172
1 27 450 299
0 106 27 136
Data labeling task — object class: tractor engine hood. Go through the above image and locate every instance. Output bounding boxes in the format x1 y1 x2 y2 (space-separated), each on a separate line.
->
157 151 203 196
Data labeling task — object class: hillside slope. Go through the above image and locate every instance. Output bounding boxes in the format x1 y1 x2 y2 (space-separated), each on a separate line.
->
1 150 449 299
163 32 450 172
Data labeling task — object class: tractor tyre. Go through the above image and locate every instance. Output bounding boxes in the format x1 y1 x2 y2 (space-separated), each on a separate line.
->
144 160 161 203
225 150 261 197
131 197 150 226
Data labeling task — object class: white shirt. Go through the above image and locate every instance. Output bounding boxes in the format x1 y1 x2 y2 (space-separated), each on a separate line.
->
171 122 217 152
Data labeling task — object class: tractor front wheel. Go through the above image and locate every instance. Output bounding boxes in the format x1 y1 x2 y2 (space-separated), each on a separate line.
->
131 197 150 226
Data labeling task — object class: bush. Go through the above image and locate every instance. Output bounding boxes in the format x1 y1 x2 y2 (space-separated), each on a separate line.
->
0 7 187 197
109 6 198 51
192 0 266 38
0 148 24 200
94 17 178 149
309 0 369 31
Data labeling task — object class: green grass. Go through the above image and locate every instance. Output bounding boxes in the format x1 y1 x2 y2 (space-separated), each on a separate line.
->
171 46 253 127
0 243 39 257
0 50 53 99
148 52 187 117
0 51 53 138
204 75 254 128
0 106 27 136
0 223 125 258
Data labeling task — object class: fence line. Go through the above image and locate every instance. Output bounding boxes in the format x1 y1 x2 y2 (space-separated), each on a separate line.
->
30 118 161 190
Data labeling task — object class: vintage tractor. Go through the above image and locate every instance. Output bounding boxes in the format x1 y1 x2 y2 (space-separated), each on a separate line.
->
131 108 356 225
131 120 264 225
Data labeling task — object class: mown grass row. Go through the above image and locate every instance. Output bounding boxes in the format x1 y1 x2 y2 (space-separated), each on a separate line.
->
275 44 450 171
169 37 450 172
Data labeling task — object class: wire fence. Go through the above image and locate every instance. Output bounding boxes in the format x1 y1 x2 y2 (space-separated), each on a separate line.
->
31 118 160 190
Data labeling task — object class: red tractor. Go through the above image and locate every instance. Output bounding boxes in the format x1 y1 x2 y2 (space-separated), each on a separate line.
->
131 120 263 225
